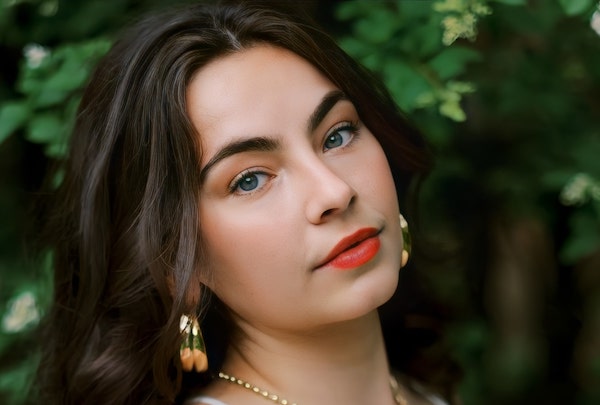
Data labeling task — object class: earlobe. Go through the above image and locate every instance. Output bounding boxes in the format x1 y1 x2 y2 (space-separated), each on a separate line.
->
196 268 214 291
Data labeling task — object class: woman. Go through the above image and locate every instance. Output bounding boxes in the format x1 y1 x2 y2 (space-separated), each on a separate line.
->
36 1 451 404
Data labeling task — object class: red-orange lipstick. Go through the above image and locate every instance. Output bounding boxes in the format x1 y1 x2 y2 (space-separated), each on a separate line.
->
318 227 381 270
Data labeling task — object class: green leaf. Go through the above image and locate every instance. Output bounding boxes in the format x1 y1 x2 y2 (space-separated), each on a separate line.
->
354 8 398 44
439 98 467 121
44 141 68 158
410 17 445 58
0 102 30 144
558 0 595 16
447 80 476 93
32 88 70 108
46 59 90 92
491 0 527 5
338 37 371 59
26 113 64 144
428 47 482 80
396 0 433 19
383 60 432 111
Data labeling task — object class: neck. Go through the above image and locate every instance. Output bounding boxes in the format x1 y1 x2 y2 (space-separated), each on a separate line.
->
216 310 396 405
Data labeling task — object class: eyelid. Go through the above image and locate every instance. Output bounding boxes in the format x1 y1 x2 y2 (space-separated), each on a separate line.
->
322 120 361 151
228 169 272 195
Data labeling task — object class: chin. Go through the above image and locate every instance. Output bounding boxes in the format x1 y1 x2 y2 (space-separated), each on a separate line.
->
342 262 400 320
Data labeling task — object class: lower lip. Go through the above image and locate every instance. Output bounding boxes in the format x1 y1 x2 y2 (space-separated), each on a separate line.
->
327 236 381 270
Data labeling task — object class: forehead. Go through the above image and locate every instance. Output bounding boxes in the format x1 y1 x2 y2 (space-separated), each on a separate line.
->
186 45 338 156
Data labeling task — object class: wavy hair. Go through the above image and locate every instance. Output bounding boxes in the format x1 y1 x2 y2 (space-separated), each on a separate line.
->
35 1 432 404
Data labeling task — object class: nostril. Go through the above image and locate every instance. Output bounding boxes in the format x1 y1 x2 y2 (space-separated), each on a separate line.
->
321 195 355 219
322 208 335 217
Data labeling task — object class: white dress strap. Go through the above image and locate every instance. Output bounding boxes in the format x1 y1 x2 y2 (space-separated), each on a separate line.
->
184 395 230 405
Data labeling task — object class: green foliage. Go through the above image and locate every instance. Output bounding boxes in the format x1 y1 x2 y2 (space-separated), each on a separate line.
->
558 0 597 16
0 39 111 157
0 256 53 404
336 0 490 122
434 0 492 45
492 0 527 5
0 0 165 402
0 102 30 144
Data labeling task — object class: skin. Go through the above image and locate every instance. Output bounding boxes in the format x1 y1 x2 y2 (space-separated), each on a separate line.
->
187 45 405 405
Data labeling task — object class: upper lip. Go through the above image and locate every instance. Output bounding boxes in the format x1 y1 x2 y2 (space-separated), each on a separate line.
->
315 227 380 269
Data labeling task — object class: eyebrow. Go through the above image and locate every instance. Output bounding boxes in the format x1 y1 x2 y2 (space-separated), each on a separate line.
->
199 89 349 182
307 90 349 133
200 137 280 182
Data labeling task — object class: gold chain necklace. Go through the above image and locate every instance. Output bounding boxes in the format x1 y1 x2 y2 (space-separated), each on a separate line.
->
217 371 408 405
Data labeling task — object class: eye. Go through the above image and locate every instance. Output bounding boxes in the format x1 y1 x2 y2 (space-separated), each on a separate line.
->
323 122 359 152
229 170 271 194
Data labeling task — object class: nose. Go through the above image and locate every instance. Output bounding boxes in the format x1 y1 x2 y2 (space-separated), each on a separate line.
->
303 159 356 224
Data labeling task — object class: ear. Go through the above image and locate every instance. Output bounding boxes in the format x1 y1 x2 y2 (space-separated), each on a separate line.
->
195 260 216 291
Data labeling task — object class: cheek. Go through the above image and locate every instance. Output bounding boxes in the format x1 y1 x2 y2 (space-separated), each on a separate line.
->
198 205 309 323
358 138 399 208
198 203 298 290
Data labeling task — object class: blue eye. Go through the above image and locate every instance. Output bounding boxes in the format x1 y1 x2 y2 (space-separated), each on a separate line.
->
323 123 358 151
230 171 270 194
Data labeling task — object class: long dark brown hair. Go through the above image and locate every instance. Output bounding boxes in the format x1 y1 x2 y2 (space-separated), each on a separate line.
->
35 1 433 404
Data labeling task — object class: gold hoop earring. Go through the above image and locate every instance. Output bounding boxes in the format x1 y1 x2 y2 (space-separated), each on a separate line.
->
399 214 411 267
180 314 208 372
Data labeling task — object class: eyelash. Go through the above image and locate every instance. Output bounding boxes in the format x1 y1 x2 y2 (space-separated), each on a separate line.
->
228 169 271 195
322 121 361 152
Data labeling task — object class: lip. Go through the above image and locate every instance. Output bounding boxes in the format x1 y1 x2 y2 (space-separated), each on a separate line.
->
316 227 381 270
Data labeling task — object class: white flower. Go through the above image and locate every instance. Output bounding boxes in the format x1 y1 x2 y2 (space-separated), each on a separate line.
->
592 7 600 37
560 173 600 206
1 291 40 333
23 43 50 69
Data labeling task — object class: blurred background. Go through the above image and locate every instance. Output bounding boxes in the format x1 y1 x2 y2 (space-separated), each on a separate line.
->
1 0 599 404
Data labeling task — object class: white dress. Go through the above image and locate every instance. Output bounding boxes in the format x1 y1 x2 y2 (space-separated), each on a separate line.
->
184 395 230 405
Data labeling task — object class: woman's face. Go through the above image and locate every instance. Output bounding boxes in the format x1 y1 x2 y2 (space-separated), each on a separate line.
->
188 45 402 333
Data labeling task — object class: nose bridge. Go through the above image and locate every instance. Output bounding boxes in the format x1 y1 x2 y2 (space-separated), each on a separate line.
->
299 151 355 223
